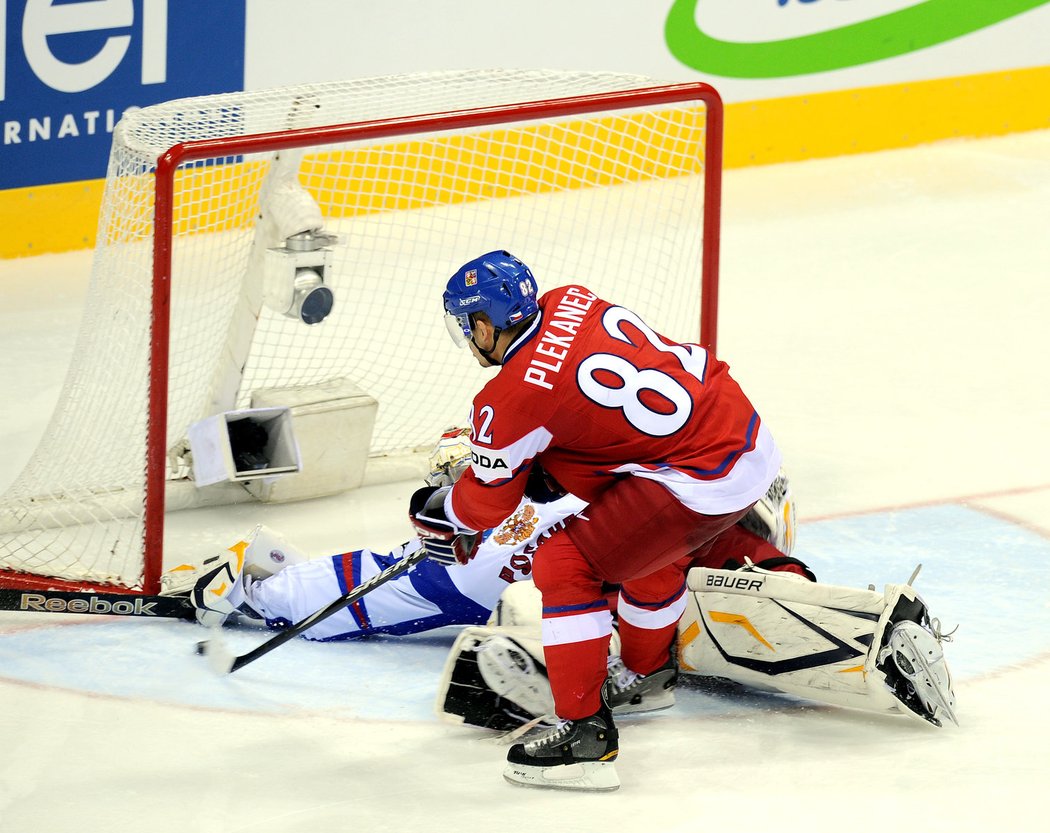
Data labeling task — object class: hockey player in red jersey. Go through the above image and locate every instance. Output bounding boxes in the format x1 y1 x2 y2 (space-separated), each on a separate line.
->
409 250 793 791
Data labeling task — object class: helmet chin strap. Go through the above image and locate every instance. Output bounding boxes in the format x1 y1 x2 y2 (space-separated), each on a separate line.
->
469 315 503 365
471 327 503 365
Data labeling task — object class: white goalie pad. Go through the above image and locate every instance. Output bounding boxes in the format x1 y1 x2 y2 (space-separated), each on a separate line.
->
485 580 621 656
487 580 543 628
437 581 558 731
437 581 622 731
677 566 957 726
435 624 553 731
437 567 958 730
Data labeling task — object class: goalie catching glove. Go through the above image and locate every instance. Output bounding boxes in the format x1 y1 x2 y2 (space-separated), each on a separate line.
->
409 485 480 566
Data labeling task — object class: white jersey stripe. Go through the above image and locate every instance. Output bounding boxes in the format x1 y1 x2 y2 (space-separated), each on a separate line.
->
617 590 689 630
612 421 782 515
541 609 614 646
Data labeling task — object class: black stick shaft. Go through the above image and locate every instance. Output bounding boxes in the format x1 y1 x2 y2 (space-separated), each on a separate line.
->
227 547 429 673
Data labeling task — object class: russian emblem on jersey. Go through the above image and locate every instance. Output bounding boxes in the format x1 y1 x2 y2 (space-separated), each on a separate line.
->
493 505 539 546
465 269 478 287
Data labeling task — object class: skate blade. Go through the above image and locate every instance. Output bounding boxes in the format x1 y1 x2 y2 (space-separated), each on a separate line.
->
503 760 620 792
612 690 676 715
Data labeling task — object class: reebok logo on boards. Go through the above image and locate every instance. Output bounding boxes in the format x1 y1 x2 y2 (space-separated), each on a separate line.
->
19 592 160 616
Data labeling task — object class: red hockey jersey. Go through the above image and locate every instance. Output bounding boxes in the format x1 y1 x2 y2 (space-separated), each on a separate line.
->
447 285 781 533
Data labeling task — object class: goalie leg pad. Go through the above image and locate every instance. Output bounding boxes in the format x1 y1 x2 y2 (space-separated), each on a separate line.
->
435 626 551 731
476 634 555 721
678 566 957 725
486 576 622 655
438 577 628 730
487 580 543 629
436 623 647 730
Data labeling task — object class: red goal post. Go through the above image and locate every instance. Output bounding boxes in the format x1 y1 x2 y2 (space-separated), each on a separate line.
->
0 72 724 599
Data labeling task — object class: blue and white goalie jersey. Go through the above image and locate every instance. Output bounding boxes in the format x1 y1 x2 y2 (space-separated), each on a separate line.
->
245 493 587 640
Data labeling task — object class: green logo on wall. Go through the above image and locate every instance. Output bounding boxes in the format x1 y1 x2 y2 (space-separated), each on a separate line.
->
665 0 1050 78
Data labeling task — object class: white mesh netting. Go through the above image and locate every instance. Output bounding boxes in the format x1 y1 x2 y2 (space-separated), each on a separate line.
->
0 69 717 589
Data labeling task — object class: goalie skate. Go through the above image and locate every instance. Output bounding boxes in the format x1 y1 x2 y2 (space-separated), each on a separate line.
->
878 618 958 727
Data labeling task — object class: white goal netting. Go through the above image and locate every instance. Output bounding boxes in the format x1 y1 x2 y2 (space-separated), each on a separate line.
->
0 69 720 591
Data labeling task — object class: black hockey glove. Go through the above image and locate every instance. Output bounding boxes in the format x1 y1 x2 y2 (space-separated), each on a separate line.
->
523 462 567 504
409 485 480 566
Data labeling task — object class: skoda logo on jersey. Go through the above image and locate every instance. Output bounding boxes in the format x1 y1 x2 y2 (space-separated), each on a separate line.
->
471 451 509 471
1 0 247 189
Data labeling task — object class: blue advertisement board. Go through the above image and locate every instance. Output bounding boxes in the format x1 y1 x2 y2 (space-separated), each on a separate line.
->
1 0 245 189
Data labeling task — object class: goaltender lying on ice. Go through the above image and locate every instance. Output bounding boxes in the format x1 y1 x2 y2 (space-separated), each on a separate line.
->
166 428 958 732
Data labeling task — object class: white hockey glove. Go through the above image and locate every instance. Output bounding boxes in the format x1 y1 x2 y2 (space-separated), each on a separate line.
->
163 525 306 627
426 427 472 487
738 467 797 556
409 485 480 566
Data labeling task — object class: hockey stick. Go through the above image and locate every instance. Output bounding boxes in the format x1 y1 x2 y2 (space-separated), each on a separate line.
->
0 586 195 619
197 546 430 674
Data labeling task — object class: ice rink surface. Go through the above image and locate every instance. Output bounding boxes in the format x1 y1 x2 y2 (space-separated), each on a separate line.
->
1 129 1049 832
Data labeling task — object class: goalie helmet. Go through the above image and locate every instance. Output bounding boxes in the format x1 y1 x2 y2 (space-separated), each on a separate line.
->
443 250 539 347
426 426 472 487
739 468 797 556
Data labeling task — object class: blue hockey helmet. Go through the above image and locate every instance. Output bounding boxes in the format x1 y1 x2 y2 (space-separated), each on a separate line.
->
443 250 539 347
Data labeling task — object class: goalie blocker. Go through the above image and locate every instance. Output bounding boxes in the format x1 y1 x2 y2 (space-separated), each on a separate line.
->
436 565 957 730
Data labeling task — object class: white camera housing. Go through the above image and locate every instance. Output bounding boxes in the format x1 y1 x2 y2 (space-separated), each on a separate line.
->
263 230 339 325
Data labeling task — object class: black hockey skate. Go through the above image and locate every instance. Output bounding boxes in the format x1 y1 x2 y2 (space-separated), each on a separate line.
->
504 705 620 791
602 655 678 714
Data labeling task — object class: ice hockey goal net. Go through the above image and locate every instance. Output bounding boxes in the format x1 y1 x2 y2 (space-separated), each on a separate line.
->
0 70 723 595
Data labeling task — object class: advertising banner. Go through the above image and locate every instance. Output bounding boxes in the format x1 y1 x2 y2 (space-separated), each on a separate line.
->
665 0 1050 83
2 0 1048 256
1 0 245 189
